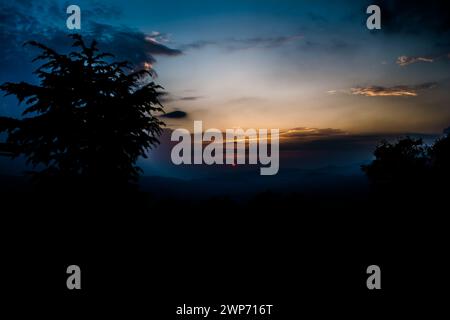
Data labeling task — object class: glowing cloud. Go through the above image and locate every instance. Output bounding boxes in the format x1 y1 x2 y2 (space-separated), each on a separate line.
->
351 83 437 97
397 55 434 66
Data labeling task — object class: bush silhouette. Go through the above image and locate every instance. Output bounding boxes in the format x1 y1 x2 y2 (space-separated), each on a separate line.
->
362 137 428 185
429 134 450 179
0 35 165 190
362 133 450 193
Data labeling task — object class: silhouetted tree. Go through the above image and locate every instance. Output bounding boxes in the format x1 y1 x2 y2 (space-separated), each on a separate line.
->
429 133 450 180
362 137 428 185
0 34 165 190
362 133 450 194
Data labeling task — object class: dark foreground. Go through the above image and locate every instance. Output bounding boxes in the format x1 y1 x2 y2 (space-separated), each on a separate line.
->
0 179 448 318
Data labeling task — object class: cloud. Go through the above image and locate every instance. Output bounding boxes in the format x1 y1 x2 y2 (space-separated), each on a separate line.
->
372 0 450 35
160 111 188 119
159 93 203 103
87 22 182 66
0 2 181 74
280 127 346 140
227 96 266 104
396 55 434 66
83 2 123 20
351 82 437 97
181 40 218 50
181 35 303 51
178 96 203 101
299 38 357 54
230 35 303 49
396 53 450 66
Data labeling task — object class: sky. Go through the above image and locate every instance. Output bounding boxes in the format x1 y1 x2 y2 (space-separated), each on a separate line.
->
1 0 450 179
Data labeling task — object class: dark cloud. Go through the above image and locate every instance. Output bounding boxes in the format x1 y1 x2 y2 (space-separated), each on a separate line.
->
181 35 303 51
181 40 218 50
229 35 303 49
178 96 203 101
351 82 437 97
371 0 450 35
299 38 356 54
227 97 266 104
278 131 440 165
159 93 203 103
0 1 181 75
86 22 182 66
160 111 188 119
83 2 122 20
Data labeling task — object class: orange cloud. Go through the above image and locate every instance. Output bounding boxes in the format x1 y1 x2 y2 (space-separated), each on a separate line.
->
351 83 437 97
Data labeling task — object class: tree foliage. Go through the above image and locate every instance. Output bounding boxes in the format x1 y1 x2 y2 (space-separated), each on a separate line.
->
0 34 165 189
362 134 450 191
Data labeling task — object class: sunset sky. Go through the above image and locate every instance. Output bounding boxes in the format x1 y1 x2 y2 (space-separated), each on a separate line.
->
1 0 450 178
1 0 449 133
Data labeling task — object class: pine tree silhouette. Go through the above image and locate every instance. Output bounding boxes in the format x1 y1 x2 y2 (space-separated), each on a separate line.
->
0 34 165 190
